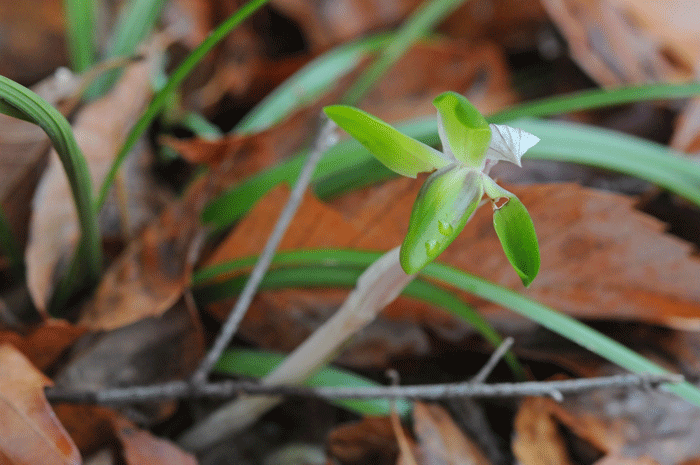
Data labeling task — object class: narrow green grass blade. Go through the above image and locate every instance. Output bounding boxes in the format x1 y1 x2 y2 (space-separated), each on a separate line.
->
489 82 700 124
63 0 97 72
96 0 272 211
196 249 700 407
216 348 412 416
0 76 101 285
202 113 700 229
0 205 24 281
194 253 524 378
340 0 470 105
86 0 167 98
234 33 392 134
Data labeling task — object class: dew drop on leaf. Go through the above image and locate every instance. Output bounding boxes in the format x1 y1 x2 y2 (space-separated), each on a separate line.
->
425 239 439 256
437 220 454 236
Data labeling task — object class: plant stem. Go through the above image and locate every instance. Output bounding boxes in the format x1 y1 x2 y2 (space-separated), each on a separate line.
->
180 247 416 450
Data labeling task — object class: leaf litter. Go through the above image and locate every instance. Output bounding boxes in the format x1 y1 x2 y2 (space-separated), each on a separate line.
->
2 0 700 462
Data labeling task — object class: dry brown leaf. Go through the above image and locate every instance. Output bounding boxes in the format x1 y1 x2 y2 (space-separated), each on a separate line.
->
59 304 203 409
512 397 575 465
270 0 423 51
412 402 491 465
326 416 399 465
0 67 84 253
358 40 515 122
202 177 700 366
0 319 86 370
0 343 81 465
53 404 118 457
25 34 171 312
110 416 197 465
594 455 660 465
540 0 700 85
0 0 68 84
532 374 700 464
439 0 547 50
85 92 328 331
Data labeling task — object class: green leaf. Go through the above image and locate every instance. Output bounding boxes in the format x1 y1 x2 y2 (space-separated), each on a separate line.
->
400 167 483 273
215 349 412 417
0 75 102 293
324 105 449 178
96 0 272 210
199 248 700 407
484 178 539 286
433 91 491 167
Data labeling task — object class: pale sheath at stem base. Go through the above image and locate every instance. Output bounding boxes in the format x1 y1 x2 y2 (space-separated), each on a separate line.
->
179 247 416 450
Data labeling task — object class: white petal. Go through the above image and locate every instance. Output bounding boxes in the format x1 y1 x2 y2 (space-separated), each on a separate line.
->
485 124 540 167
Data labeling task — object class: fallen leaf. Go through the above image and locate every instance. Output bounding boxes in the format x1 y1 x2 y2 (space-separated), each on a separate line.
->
25 33 171 312
110 415 197 465
269 0 423 51
358 40 515 122
540 0 699 85
326 416 399 465
0 0 68 84
59 303 203 401
0 343 81 465
545 364 700 464
0 319 86 370
86 90 329 331
439 0 548 50
412 401 492 465
593 454 660 465
0 67 84 254
53 404 118 457
512 397 576 465
202 177 700 366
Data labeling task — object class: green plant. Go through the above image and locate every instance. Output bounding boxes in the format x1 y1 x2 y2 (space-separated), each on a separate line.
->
325 91 541 281
0 76 102 296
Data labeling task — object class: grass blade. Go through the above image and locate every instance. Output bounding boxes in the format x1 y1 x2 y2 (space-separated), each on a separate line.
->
489 82 700 124
197 249 700 407
216 348 412 416
202 114 700 229
0 76 101 286
86 0 168 98
63 0 97 72
96 0 272 210
234 33 392 134
194 253 523 378
340 0 471 105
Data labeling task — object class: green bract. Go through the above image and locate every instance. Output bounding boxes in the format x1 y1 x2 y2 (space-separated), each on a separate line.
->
323 91 542 285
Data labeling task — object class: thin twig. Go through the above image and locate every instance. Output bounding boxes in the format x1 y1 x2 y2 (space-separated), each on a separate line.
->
471 337 514 384
190 118 338 386
45 373 683 405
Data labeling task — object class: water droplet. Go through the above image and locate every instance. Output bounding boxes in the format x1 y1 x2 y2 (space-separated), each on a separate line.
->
438 220 454 236
425 240 439 256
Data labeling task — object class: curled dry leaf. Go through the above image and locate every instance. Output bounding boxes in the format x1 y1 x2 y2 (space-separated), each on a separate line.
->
512 397 576 465
111 415 197 465
0 1 67 83
0 319 86 370
326 416 400 465
0 344 81 465
202 176 700 366
0 67 83 253
540 0 700 85
527 370 700 464
25 33 171 312
412 402 492 465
